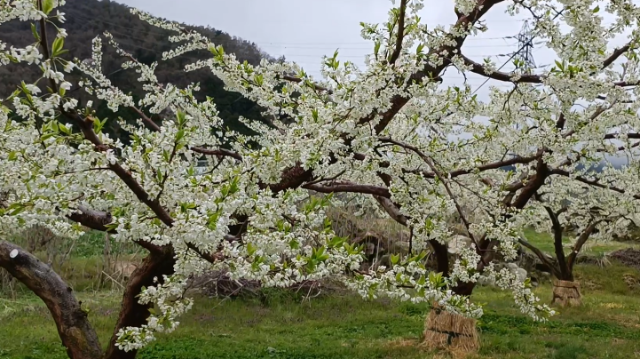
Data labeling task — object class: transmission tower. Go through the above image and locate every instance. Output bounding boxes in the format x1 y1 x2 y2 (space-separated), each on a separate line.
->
512 20 536 73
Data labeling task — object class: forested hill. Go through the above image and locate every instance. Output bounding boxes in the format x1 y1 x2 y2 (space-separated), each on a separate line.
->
0 0 281 141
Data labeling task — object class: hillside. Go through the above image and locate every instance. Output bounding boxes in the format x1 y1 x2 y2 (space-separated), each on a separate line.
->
0 0 281 141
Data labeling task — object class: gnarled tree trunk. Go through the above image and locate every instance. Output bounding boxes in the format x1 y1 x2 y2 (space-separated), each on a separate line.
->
0 241 103 359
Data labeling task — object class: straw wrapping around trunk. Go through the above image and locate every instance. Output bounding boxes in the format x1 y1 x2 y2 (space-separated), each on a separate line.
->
422 304 479 353
552 280 582 306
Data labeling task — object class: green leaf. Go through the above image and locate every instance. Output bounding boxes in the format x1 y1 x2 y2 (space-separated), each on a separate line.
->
328 236 346 248
9 204 25 216
52 37 64 57
254 74 264 86
374 41 381 56
59 123 71 135
247 242 257 256
175 129 185 143
42 0 55 14
31 24 40 41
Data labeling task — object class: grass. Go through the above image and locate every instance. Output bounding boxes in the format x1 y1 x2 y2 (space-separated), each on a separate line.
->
522 228 638 256
1 262 640 359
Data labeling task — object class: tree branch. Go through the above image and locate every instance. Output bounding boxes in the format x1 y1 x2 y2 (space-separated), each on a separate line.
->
66 204 113 233
379 137 481 251
550 168 640 199
129 106 243 162
517 237 561 278
303 180 391 198
388 0 408 64
602 43 632 69
191 146 243 162
281 75 333 94
458 53 543 84
566 220 601 271
37 0 58 94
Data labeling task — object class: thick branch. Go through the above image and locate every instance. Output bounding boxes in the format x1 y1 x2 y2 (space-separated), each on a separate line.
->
0 241 102 359
372 195 450 277
66 204 113 233
374 195 408 226
447 154 539 179
511 158 549 209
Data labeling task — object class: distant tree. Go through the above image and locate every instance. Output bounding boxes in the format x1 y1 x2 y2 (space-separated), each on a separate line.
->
518 177 639 306
2 0 640 358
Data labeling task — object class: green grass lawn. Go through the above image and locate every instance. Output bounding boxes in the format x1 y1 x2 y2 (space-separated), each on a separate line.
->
1 263 640 359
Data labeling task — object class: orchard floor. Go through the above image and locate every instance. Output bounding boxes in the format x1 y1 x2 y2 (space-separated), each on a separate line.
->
1 263 640 359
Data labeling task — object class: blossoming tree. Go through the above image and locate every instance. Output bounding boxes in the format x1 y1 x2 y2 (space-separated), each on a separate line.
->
2 0 640 357
518 168 640 305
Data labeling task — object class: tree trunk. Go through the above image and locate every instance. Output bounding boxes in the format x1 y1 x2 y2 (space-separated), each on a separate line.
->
103 248 175 359
552 279 581 306
0 241 103 359
422 303 479 353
